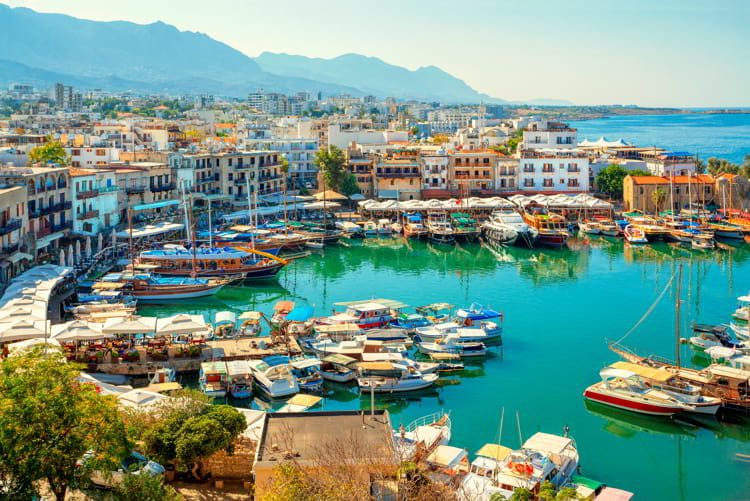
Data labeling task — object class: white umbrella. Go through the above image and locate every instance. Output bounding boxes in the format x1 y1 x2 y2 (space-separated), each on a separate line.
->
0 307 47 324
67 249 74 267
85 236 92 259
59 249 66 267
75 240 82 263
7 337 61 355
52 320 112 342
98 232 104 252
156 314 209 336
102 316 158 335
0 320 49 343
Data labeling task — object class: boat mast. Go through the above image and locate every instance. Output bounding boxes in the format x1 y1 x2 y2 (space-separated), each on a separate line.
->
127 206 133 268
245 176 255 248
675 263 683 369
207 197 213 249
181 183 198 275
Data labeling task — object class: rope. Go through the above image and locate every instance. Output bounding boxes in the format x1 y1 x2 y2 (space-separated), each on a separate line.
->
612 269 677 347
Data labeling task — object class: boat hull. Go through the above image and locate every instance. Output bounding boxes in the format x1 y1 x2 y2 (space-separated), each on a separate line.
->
133 284 226 302
583 386 683 416
357 376 437 393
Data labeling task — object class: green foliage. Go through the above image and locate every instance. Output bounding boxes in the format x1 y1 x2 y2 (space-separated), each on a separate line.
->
494 129 524 155
628 169 651 176
340 173 361 197
652 187 667 212
489 493 508 501
509 487 534 501
595 164 631 198
0 347 130 501
410 126 420 136
28 139 70 166
115 472 183 501
539 481 557 501
556 486 579 500
707 157 739 176
314 145 347 192
142 393 245 472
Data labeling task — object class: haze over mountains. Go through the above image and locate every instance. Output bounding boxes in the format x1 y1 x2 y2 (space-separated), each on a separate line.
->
0 4 571 105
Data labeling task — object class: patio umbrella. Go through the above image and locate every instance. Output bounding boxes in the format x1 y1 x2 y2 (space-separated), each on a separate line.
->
102 316 158 335
75 240 82 263
313 189 347 201
0 307 47 324
0 320 49 343
7 337 61 355
67 248 74 267
51 320 112 342
156 314 209 336
98 232 104 252
85 236 92 258
59 248 66 267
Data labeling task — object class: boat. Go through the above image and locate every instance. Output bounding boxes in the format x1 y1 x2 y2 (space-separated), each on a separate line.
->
226 360 253 399
456 303 503 337
290 357 324 392
247 356 300 399
521 204 570 248
426 213 455 245
450 212 479 241
305 239 325 249
403 214 428 238
481 208 538 248
323 301 394 330
138 245 287 281
319 354 357 383
689 324 745 351
415 321 501 345
238 311 262 337
270 300 295 328
583 365 692 416
390 222 403 234
377 218 393 235
95 272 230 303
199 361 228 398
335 220 364 238
704 346 750 371
624 215 669 240
691 232 716 250
598 220 621 237
356 361 439 393
578 220 602 235
362 220 378 237
390 312 433 333
607 362 721 415
705 221 745 240
212 311 237 339
415 334 488 358
393 412 451 460
461 432 579 501
623 225 648 244
276 393 323 413
732 293 750 324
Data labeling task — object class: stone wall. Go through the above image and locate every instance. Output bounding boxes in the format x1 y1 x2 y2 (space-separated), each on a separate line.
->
204 436 256 480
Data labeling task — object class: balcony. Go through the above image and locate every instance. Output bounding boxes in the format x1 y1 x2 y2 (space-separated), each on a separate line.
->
0 219 21 236
0 243 19 256
126 185 146 194
40 205 55 216
197 177 214 184
234 177 252 185
98 186 121 194
567 167 581 173
150 183 176 193
77 190 98 200
53 201 72 212
51 222 72 233
542 167 555 173
80 210 99 220
523 167 535 173
258 174 281 182
376 171 421 178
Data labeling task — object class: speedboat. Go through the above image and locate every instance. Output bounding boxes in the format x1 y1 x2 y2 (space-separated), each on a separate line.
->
319 354 357 383
415 321 501 344
732 293 750 324
390 312 433 333
247 356 299 399
482 208 538 248
290 357 324 392
356 361 438 393
705 346 750 371
623 225 648 244
689 324 745 350
415 334 488 358
226 360 253 399
578 220 602 235
199 361 228 398
583 365 693 416
377 219 393 235
403 214 428 238
335 220 364 238
456 303 503 337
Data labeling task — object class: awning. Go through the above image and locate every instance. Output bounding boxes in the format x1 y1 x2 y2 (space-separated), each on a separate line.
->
132 200 180 211
35 231 65 249
7 252 33 264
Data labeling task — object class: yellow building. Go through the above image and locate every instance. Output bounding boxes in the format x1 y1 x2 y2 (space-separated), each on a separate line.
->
374 153 421 201
623 174 715 213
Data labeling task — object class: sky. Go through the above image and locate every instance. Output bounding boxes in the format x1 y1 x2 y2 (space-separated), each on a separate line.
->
4 0 750 107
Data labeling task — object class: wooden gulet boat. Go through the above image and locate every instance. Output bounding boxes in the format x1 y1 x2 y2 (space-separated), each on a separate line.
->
521 205 570 248
96 271 231 303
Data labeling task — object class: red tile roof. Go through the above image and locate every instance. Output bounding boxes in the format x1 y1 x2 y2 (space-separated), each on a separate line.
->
628 176 669 185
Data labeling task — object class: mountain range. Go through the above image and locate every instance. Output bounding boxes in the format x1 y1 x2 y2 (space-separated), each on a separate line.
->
0 4 571 105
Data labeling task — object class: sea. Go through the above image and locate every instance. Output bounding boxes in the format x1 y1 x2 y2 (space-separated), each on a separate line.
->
140 238 750 501
569 113 750 164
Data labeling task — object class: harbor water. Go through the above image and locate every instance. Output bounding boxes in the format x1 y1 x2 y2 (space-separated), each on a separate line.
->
140 237 750 501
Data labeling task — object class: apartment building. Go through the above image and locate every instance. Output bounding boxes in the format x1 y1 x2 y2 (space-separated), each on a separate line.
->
521 120 577 150
0 166 71 256
0 185 31 283
496 157 519 192
421 151 450 196
66 146 121 167
114 161 175 215
518 149 590 192
623 175 716 213
346 147 375 199
69 168 121 235
244 138 319 190
448 151 497 195
374 152 421 201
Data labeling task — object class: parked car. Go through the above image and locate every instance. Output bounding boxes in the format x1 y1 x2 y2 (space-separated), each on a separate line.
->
84 451 165 489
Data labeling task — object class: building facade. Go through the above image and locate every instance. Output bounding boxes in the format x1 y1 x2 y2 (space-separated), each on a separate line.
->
70 168 121 236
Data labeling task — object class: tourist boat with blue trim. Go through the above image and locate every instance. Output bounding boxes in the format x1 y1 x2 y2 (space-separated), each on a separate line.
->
226 360 253 399
403 213 428 238
96 271 230 302
138 244 287 281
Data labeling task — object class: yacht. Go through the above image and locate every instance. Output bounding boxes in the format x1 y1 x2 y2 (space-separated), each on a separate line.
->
481 208 538 247
247 356 300 399
321 301 394 330
335 220 364 238
689 324 745 351
356 361 438 393
290 357 324 392
415 333 488 358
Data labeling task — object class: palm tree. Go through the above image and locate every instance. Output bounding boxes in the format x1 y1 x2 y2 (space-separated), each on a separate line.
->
651 188 667 214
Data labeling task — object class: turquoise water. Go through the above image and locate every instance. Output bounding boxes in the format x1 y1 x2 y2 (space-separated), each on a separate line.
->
140 238 750 501
569 113 750 164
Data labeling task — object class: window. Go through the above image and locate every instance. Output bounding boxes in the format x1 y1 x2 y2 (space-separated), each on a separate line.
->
96 149 105 156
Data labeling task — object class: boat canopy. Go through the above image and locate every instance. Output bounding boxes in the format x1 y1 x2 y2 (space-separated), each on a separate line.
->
226 360 252 376
358 361 397 371
315 323 361 334
290 358 322 370
286 306 315 322
334 298 409 310
274 301 295 313
239 311 262 321
476 443 512 461
201 361 228 374
284 393 322 408
416 302 454 313
456 303 501 320
426 445 468 469
322 353 358 366
737 295 750 303
610 361 673 383
214 311 237 325
522 432 574 456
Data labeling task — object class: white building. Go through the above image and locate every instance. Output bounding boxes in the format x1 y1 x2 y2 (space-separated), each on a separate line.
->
522 119 577 150
70 168 121 235
327 124 409 149
67 146 120 167
242 138 319 190
518 149 589 192
496 157 518 192
421 152 449 191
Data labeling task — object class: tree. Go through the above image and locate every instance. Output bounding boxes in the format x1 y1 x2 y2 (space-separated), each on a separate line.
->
652 187 667 213
595 164 630 198
28 139 70 166
116 471 183 501
340 173 361 198
509 488 534 501
314 146 347 192
430 134 450 145
0 347 130 501
706 157 739 176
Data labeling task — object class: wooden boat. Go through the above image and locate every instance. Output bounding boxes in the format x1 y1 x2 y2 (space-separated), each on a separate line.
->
290 357 325 392
139 245 287 281
623 225 648 244
705 222 745 240
403 213 428 238
199 361 228 398
450 212 479 241
319 354 357 382
426 213 455 244
96 272 230 303
521 205 569 248
578 220 602 235
624 214 669 240
322 301 395 330
598 220 621 237
226 360 253 399
362 220 378 236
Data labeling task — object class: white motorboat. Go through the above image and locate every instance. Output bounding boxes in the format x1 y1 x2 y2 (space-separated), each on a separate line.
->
689 324 745 351
599 220 621 237
732 293 750 324
247 356 299 399
426 213 455 244
705 346 750 371
393 412 451 460
362 220 378 236
357 361 438 393
578 220 602 235
319 354 357 383
377 218 393 235
335 221 364 237
623 225 648 244
416 334 488 358
290 357 324 392
481 208 538 248
414 321 501 344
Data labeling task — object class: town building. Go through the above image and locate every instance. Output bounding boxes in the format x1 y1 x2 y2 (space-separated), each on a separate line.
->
420 151 450 197
346 147 375 198
0 185 31 283
521 119 577 150
448 151 497 195
66 146 121 167
496 157 519 192
243 138 319 190
518 149 589 192
374 152 422 200
623 174 716 213
69 168 121 235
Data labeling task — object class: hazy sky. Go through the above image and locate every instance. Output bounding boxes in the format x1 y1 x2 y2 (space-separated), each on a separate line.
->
5 0 750 106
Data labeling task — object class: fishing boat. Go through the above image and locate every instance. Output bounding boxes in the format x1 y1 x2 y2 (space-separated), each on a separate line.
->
583 366 692 416
456 303 503 337
356 361 438 393
415 334 488 358
521 205 570 248
415 321 500 345
623 225 648 244
96 272 230 303
139 245 288 281
290 357 324 392
732 293 750 324
226 360 253 399
377 218 393 235
335 221 364 238
705 221 745 240
598 220 621 237
199 361 228 398
461 432 580 501
238 311 262 337
391 312 433 333
450 212 479 241
625 215 669 240
578 220 602 235
362 220 378 236
212 311 237 339
247 356 299 399
319 354 357 383
403 213 428 238
691 233 716 250
426 213 455 245
689 324 745 351
481 208 538 248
